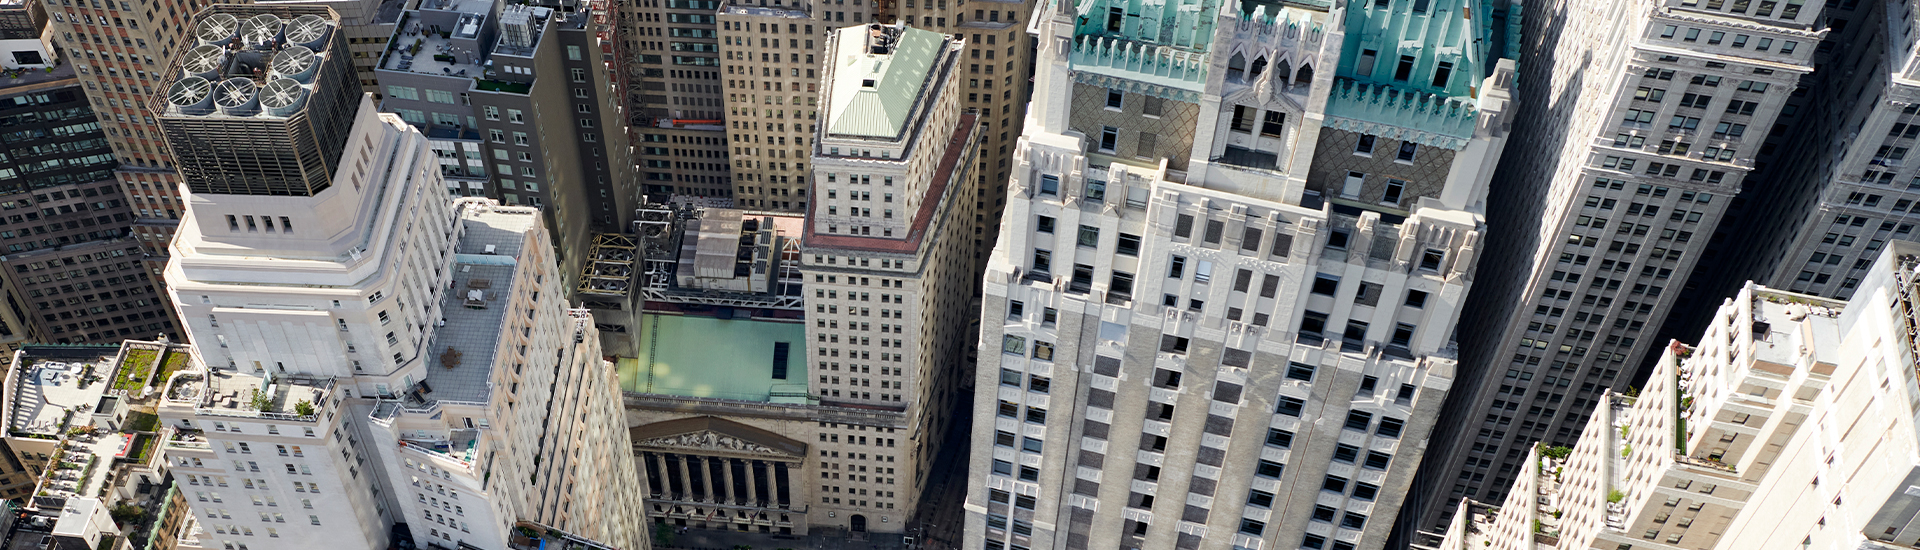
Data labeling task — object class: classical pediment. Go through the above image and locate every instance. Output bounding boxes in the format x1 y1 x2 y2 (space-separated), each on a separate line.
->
630 416 807 459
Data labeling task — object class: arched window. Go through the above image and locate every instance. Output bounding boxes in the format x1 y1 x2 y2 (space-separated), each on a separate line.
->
1228 53 1247 82
1296 64 1314 86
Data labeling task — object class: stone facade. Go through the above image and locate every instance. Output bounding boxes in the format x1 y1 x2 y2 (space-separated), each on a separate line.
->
1407 0 1824 537
1436 242 1920 550
963 0 1515 548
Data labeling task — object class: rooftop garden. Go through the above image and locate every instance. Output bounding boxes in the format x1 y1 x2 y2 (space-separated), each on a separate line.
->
111 349 157 393
151 352 188 389
124 433 158 463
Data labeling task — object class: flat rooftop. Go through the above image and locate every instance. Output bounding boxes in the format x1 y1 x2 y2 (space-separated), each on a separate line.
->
420 203 539 404
8 346 119 436
381 0 494 78
617 313 807 403
1748 289 1845 368
196 369 331 417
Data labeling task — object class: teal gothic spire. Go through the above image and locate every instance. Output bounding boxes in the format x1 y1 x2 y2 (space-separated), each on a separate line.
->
1323 0 1519 146
1071 0 1221 53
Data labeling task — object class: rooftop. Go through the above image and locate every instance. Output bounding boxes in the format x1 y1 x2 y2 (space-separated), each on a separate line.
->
380 0 567 89
0 62 77 95
7 346 120 437
190 369 332 418
617 313 808 403
1323 0 1519 145
804 115 977 254
824 23 950 139
418 202 541 404
154 7 346 121
1746 288 1845 368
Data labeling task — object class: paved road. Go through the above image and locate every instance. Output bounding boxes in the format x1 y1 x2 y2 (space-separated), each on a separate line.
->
904 376 975 550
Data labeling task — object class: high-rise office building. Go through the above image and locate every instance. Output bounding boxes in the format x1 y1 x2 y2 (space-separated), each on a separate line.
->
45 0 407 296
622 0 1034 254
961 0 1516 548
0 5 178 349
373 0 639 289
799 20 976 530
1432 241 1920 550
616 22 979 537
44 0 212 258
1688 0 1920 303
1402 0 1823 536
148 7 646 549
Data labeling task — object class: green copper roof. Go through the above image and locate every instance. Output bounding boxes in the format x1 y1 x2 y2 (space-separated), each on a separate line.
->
1064 0 1220 90
825 25 947 138
1071 0 1220 51
1325 0 1519 147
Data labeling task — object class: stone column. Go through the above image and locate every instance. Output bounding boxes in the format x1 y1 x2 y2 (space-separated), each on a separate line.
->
698 456 716 502
648 453 672 496
674 454 693 500
744 459 760 506
774 462 790 506
720 457 738 505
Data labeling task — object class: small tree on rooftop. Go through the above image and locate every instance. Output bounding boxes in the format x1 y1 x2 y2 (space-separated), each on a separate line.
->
248 389 270 411
293 400 315 417
441 347 463 369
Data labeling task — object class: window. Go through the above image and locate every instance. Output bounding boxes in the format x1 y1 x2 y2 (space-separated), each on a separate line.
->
1260 111 1286 137
1432 61 1453 87
1355 135 1376 155
1116 233 1141 256
1344 411 1373 430
1394 55 1415 81
1167 255 1186 278
1276 396 1305 417
1231 105 1257 133
1256 460 1284 478
1286 362 1316 381
1397 142 1418 162
1405 290 1429 308
1364 451 1393 469
1380 179 1406 205
1039 175 1059 196
1076 225 1100 248
1266 429 1293 448
1377 417 1405 438
1099 126 1119 152
1247 489 1275 508
1333 444 1359 463
1312 274 1339 295
1239 519 1266 536
1106 89 1123 109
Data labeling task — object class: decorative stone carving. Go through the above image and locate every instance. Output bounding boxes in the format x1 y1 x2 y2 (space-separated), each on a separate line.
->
637 430 790 458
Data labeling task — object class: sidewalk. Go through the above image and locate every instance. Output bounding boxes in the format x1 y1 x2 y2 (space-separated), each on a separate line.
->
656 526 912 550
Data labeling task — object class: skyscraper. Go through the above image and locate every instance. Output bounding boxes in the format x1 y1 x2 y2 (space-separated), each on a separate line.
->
149 7 646 549
962 0 1515 548
372 0 639 291
799 20 977 530
0 11 177 349
1402 0 1822 536
1432 240 1920 550
622 0 1035 260
616 22 980 537
1689 0 1920 303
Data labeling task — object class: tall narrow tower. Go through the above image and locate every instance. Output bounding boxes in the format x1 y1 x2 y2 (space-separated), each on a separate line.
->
963 0 1516 548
